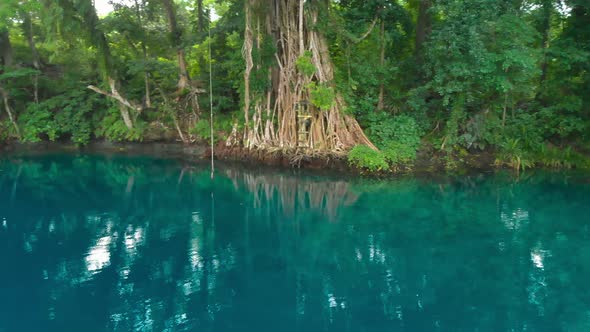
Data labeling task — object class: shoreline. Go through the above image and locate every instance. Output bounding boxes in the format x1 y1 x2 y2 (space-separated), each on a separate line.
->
0 140 584 176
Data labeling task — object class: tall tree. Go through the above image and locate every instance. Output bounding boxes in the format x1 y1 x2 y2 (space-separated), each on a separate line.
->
0 3 21 138
134 0 152 108
161 0 191 91
414 0 432 58
49 0 142 129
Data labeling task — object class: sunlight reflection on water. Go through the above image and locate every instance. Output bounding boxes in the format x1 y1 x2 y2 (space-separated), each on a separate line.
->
86 235 112 273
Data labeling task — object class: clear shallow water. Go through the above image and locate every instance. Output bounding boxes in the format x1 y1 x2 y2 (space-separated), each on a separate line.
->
1 154 589 332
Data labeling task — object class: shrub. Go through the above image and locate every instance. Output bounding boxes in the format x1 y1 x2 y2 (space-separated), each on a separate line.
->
0 120 12 141
495 138 534 171
348 145 389 172
95 107 144 142
460 112 502 150
383 142 416 164
190 119 212 141
19 104 57 142
15 88 104 145
533 144 590 169
367 113 422 164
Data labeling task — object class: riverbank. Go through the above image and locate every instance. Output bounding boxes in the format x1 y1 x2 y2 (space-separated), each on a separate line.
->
2 140 588 176
0 140 497 175
0 140 207 160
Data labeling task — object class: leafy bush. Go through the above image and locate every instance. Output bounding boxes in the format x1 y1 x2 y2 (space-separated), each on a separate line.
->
52 90 100 145
14 88 104 145
19 104 57 142
95 107 144 142
0 120 12 141
348 145 389 172
504 113 544 153
367 113 422 164
190 119 212 141
460 112 502 150
383 142 416 165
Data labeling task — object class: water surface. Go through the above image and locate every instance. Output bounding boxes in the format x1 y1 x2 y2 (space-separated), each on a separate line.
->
1 154 589 331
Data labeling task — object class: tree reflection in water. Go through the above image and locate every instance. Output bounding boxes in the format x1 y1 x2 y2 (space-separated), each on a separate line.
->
0 155 589 331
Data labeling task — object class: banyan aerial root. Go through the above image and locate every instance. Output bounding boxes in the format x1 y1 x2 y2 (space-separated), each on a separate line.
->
231 0 377 153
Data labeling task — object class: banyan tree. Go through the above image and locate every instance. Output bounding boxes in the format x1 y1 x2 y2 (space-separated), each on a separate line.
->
234 0 376 152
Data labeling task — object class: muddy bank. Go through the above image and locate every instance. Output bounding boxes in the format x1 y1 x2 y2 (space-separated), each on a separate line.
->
1 140 499 176
212 143 498 176
213 144 351 170
1 140 208 161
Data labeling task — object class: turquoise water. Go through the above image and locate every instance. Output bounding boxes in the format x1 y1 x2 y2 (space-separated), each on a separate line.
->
1 154 589 332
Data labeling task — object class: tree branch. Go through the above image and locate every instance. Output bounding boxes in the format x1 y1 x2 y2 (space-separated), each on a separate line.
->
87 78 142 112
350 15 379 43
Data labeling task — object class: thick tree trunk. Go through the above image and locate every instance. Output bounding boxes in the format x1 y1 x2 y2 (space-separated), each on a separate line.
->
160 0 200 143
161 0 191 91
0 30 14 68
237 0 376 152
415 0 432 62
134 0 152 108
176 49 190 90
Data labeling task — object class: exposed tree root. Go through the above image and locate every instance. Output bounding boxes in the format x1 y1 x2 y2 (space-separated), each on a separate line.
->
234 0 377 155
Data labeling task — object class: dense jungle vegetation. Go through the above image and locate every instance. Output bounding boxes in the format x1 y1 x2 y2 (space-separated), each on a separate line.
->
0 0 589 171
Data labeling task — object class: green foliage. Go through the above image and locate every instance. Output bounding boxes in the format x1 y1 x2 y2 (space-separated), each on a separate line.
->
442 97 465 152
50 89 101 145
95 107 144 142
190 114 238 143
190 119 212 141
367 113 422 164
307 82 336 110
296 51 316 77
495 138 534 171
460 112 500 150
0 68 39 81
0 121 10 141
19 103 57 142
504 113 544 153
14 89 105 145
348 145 389 172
